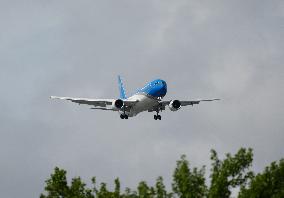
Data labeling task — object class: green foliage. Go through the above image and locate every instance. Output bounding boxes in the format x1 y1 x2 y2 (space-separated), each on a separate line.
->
172 154 207 198
239 159 284 198
114 178 121 198
40 167 94 198
123 187 137 198
209 148 254 198
155 177 170 198
137 181 151 198
40 148 283 198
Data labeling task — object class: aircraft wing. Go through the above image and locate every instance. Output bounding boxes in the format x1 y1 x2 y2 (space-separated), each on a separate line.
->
147 98 220 112
160 99 220 106
50 96 137 109
179 99 220 106
160 98 220 110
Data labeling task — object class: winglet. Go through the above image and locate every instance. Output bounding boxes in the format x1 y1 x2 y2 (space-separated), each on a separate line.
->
118 75 127 99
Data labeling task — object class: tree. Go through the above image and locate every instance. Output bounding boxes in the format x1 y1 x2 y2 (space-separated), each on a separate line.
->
172 155 207 198
70 177 94 198
41 148 284 198
239 159 284 198
137 181 155 198
40 167 94 198
97 182 110 198
123 187 137 198
93 178 121 198
114 178 121 198
209 148 254 198
155 176 172 198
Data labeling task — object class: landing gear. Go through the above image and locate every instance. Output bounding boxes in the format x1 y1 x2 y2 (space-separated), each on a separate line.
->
120 114 128 119
120 105 128 119
154 115 161 120
154 112 161 120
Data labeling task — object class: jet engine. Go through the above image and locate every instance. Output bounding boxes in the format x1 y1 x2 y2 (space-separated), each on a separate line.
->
112 99 124 110
169 100 181 111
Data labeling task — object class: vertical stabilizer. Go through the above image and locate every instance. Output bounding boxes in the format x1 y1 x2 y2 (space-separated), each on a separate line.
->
118 75 127 99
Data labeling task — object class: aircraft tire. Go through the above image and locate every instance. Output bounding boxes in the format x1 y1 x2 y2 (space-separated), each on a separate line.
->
120 114 125 119
154 115 157 120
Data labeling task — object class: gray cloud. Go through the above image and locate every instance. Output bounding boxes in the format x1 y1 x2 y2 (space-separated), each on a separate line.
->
0 0 283 197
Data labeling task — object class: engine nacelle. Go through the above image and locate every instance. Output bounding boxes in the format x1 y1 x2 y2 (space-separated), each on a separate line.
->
112 99 124 110
169 100 181 111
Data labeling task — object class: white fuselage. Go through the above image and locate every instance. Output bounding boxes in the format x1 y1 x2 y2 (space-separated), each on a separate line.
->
122 94 160 117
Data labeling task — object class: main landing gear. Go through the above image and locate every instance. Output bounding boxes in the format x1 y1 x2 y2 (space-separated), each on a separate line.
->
120 114 128 119
120 106 128 119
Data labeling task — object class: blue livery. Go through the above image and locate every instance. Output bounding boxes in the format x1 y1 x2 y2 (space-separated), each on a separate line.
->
118 75 127 99
137 79 167 98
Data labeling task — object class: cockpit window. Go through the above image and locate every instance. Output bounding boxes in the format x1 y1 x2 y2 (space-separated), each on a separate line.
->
154 81 165 85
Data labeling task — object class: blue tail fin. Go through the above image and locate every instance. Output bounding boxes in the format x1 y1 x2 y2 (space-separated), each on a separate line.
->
118 75 127 99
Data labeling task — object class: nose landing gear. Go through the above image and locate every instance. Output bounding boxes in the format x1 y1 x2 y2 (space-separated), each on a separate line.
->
120 114 128 119
154 115 161 120
154 110 162 120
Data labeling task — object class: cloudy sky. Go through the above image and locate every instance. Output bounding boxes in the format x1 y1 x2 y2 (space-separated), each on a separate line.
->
0 0 283 197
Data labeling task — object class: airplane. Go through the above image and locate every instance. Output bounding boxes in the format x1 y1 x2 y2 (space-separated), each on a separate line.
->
51 76 220 120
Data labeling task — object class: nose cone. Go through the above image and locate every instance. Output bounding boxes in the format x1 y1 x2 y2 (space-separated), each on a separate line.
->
142 79 167 98
158 80 167 97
